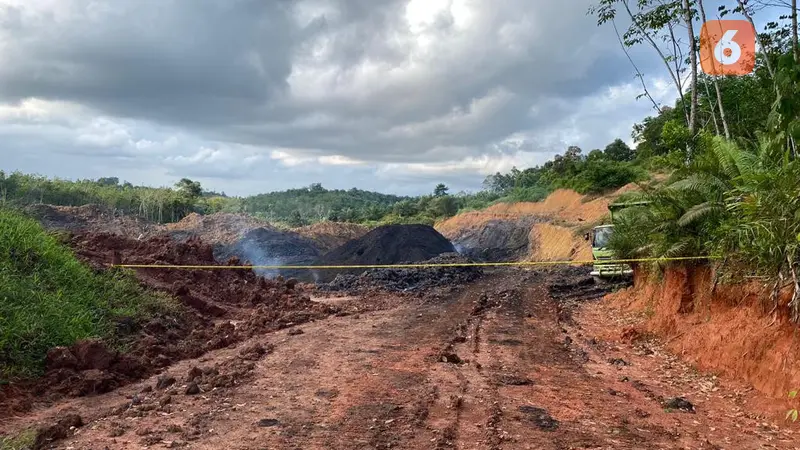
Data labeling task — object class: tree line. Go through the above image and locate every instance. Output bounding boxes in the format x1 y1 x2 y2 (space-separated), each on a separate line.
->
0 144 644 227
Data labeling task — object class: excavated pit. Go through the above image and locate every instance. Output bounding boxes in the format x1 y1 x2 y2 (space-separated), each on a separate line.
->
445 216 543 262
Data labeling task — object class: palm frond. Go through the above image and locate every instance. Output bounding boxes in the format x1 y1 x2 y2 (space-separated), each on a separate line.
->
677 202 723 227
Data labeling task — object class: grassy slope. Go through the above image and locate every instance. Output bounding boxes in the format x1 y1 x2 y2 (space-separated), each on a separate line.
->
0 207 173 378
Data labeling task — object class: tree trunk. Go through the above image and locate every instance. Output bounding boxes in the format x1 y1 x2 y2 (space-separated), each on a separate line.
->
698 0 731 139
703 79 721 136
793 0 798 62
683 0 698 135
667 22 691 128
713 81 731 138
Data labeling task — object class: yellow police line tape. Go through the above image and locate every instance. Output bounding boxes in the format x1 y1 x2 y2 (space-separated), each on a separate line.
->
110 255 719 271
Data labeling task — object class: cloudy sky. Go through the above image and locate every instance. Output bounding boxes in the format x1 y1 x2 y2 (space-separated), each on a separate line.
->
0 0 766 196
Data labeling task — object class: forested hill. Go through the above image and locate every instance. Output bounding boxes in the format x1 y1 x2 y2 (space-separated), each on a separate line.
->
239 184 408 225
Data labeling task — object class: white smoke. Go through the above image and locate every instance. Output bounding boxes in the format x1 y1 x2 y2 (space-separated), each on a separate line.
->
240 237 283 279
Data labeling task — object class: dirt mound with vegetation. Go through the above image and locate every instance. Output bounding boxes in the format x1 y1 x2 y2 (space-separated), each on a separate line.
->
0 231 336 416
25 204 158 238
317 253 482 294
482 189 612 223
293 221 369 253
604 265 800 398
314 224 455 282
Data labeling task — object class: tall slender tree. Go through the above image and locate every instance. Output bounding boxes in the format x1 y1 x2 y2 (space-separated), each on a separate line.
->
683 0 699 135
698 0 731 138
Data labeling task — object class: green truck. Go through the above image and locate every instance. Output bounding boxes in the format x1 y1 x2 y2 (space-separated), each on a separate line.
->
588 201 649 280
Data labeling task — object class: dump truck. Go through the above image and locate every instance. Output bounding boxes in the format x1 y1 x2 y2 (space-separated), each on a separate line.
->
588 201 649 280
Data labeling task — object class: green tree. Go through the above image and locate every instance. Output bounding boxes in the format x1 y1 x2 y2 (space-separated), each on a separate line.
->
433 183 449 197
288 210 306 227
393 200 419 217
96 177 119 186
587 149 605 161
428 195 458 218
603 139 634 162
175 178 202 199
483 172 515 194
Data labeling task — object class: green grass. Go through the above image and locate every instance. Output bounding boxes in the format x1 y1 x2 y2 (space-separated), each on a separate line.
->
0 429 36 450
0 207 175 378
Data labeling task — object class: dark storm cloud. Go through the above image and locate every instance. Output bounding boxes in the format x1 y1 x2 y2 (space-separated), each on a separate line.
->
0 0 296 125
0 0 673 194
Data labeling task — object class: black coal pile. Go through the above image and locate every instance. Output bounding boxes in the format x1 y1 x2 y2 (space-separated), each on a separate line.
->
317 253 482 293
313 224 456 282
215 228 321 280
449 217 543 262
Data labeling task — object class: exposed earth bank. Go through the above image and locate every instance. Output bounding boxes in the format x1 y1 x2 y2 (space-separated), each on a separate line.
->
602 264 800 399
435 187 638 263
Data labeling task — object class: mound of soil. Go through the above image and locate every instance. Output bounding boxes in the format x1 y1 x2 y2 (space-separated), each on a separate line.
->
318 253 483 294
445 217 542 262
71 232 331 323
26 204 157 238
293 222 369 253
164 212 271 246
214 228 321 280
163 213 327 280
314 224 455 282
528 223 592 262
0 232 336 416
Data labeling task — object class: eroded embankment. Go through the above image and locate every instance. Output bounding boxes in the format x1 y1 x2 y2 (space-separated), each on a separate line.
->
436 186 639 263
605 265 800 398
0 232 336 418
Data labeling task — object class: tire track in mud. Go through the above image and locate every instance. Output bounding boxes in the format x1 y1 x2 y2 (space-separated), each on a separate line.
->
420 277 527 449
417 269 670 450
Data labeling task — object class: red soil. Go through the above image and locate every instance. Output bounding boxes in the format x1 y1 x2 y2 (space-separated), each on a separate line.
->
0 232 336 417
604 265 800 399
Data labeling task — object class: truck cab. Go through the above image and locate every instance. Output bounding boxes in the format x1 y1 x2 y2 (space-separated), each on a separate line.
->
589 224 632 278
588 201 649 279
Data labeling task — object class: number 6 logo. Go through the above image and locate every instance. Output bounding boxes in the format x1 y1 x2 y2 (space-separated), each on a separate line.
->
701 20 756 76
714 30 741 65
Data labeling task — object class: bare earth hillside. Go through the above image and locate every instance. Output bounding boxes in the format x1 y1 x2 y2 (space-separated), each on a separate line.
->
164 213 272 245
436 185 639 263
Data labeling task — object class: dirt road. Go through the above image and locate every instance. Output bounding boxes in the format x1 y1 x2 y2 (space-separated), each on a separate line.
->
3 270 797 449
